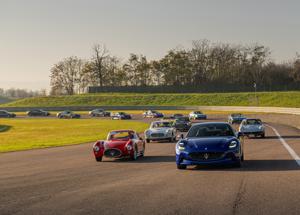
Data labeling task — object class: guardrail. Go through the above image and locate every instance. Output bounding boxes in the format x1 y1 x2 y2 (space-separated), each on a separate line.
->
1 106 300 115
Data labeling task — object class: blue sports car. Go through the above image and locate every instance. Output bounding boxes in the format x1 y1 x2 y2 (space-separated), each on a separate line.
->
175 122 244 169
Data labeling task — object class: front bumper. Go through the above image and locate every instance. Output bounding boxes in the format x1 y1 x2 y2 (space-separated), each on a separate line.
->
176 150 241 166
146 133 173 140
242 131 264 135
94 147 133 159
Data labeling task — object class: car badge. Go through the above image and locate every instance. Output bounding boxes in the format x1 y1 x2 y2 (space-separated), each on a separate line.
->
110 151 115 156
204 153 209 160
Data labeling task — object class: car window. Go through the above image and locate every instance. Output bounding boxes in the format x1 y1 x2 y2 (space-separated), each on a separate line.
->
187 124 235 137
246 119 262 125
232 113 242 117
152 122 172 128
108 131 134 140
177 117 189 122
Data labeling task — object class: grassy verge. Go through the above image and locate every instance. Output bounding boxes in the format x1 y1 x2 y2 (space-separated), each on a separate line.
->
0 118 148 153
2 91 300 108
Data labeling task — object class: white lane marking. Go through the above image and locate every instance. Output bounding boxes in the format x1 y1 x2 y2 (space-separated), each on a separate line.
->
267 124 300 166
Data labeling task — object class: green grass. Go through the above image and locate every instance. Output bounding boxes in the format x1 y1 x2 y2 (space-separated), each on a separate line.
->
2 91 300 108
0 118 148 153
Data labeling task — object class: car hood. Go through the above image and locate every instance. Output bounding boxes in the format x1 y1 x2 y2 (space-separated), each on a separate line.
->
241 124 262 130
184 137 236 151
149 128 170 133
104 140 129 149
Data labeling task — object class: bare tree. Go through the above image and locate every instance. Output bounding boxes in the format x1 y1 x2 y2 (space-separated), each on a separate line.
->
91 44 109 87
50 56 84 95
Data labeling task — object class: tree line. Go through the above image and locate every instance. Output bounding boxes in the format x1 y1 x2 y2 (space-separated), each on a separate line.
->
0 88 47 99
50 40 300 95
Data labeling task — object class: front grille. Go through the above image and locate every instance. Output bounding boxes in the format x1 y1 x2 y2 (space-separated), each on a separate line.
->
104 148 122 158
151 133 165 137
189 152 224 161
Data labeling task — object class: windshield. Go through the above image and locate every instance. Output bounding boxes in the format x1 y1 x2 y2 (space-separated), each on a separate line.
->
232 113 243 117
108 131 134 140
152 121 173 128
176 117 189 122
187 123 235 137
245 119 262 125
194 111 203 114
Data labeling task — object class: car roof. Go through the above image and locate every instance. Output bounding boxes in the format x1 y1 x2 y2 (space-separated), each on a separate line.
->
244 118 261 121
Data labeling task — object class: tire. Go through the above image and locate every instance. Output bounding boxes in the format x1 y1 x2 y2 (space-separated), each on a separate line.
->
95 156 102 162
168 138 173 142
177 164 187 170
146 139 150 143
131 148 138 160
233 158 242 168
241 153 244 162
261 133 265 138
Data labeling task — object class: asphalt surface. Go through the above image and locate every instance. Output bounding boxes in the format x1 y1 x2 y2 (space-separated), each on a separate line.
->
1 116 300 215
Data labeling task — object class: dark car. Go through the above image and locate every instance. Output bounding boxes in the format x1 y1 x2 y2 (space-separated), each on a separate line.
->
27 109 50 117
56 110 81 119
228 113 246 124
176 122 244 169
170 113 184 119
174 117 192 132
111 112 132 120
89 109 111 117
0 110 16 118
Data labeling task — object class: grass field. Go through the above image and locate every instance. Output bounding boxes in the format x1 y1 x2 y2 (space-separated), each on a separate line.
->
0 119 148 153
2 91 300 108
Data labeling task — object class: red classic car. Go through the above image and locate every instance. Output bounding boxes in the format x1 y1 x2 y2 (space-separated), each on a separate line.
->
93 130 146 162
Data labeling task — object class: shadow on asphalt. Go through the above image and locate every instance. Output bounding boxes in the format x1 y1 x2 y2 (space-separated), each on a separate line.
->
191 160 300 171
103 155 175 163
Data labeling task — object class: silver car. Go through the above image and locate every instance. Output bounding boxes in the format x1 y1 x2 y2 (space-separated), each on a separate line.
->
144 121 176 143
239 118 265 138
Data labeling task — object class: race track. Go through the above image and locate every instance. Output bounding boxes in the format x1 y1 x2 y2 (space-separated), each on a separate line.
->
1 115 300 215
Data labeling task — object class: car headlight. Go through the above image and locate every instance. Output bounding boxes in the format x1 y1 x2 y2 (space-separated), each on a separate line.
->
167 129 172 135
258 126 264 130
229 140 238 149
126 144 133 151
177 142 186 151
146 130 151 136
94 146 100 152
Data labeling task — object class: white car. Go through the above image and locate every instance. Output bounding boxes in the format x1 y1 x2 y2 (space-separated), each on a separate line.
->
144 121 176 143
189 111 207 120
143 110 164 118
239 118 265 138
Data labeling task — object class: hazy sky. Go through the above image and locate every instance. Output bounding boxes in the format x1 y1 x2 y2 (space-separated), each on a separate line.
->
1 0 299 90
